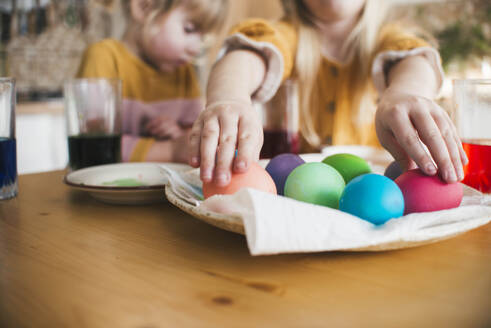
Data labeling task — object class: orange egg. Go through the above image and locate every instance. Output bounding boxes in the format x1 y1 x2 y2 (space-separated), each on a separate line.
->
203 162 277 199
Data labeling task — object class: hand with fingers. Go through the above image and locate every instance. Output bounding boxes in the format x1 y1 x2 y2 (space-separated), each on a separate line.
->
145 115 183 140
186 48 267 186
375 89 468 183
187 101 264 187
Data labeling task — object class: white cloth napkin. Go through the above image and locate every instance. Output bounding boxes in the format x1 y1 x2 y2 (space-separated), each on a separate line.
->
201 186 491 255
161 148 491 255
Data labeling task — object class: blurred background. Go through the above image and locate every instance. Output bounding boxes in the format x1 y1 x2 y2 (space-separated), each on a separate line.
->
1 0 490 174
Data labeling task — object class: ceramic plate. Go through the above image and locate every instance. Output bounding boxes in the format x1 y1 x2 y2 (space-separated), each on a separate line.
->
64 162 190 205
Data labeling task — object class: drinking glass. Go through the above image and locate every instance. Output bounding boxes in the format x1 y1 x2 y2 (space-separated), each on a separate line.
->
64 78 122 171
0 78 17 200
259 79 300 159
452 79 491 193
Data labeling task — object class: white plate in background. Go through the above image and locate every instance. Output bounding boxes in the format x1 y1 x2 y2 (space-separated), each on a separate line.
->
64 162 190 205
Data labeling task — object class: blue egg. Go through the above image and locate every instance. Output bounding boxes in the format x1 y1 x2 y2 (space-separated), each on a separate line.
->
339 173 404 225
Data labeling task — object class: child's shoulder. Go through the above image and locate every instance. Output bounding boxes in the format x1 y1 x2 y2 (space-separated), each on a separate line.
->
230 17 295 37
77 39 128 79
84 39 125 56
375 23 431 55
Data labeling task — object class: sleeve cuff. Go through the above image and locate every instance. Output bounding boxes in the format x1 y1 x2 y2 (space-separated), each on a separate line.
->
217 33 285 103
371 47 445 95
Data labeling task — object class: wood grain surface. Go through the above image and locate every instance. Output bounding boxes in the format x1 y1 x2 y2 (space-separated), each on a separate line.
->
1 171 490 328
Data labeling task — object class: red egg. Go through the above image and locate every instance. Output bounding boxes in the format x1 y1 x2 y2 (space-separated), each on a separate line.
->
395 169 463 215
203 162 277 199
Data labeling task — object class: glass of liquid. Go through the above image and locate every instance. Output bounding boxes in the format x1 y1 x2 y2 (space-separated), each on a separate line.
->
0 78 17 200
452 79 491 193
259 79 300 159
64 78 122 171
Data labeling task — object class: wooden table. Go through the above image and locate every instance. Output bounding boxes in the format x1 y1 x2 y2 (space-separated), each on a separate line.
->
1 171 490 328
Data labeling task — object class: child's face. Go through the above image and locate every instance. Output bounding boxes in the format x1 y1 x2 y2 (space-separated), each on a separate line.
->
141 6 202 72
302 0 366 22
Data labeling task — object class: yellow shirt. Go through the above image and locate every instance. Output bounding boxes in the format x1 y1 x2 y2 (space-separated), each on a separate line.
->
229 19 434 151
77 39 202 161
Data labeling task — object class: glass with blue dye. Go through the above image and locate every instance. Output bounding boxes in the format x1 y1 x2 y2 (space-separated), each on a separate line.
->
0 78 17 200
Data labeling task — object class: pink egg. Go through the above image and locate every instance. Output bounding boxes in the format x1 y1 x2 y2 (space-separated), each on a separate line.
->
203 162 277 199
395 169 463 215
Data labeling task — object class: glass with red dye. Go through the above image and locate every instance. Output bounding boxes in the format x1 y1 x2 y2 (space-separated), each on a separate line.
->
462 139 491 193
453 79 491 193
258 79 300 159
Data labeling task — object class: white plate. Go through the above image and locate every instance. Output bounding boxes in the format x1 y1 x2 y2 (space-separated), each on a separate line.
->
64 162 190 205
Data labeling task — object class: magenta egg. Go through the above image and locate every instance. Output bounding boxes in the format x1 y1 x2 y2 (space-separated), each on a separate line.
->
395 169 463 215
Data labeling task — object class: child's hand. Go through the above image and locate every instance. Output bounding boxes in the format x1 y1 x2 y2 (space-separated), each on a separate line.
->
187 101 263 186
375 89 468 183
145 115 183 140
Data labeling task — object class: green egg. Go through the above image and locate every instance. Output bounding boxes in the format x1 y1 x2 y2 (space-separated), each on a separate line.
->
284 162 345 209
322 153 371 184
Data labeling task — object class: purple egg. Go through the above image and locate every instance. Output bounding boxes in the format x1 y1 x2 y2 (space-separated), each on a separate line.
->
384 161 403 180
265 153 305 195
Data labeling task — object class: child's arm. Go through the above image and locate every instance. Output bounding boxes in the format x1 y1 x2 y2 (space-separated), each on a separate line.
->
122 133 188 163
375 55 467 183
144 115 184 140
145 134 189 163
188 49 266 186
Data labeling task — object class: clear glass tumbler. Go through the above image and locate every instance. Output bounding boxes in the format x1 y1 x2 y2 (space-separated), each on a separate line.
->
64 78 122 171
452 79 491 193
0 78 17 200
259 79 300 159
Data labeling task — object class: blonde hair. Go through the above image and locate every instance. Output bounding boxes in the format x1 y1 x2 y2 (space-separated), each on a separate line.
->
281 0 390 148
123 0 227 34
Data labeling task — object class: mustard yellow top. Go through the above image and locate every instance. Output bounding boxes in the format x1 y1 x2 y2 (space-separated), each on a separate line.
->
77 39 202 161
228 19 437 151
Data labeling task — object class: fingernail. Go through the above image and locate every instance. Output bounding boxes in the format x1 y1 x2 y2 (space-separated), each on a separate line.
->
191 157 199 166
457 166 464 181
445 170 457 183
464 154 469 165
217 173 228 184
236 160 246 170
425 163 437 174
202 170 212 181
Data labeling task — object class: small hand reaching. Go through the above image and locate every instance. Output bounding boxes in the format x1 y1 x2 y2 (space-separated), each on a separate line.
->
145 115 183 140
187 101 263 187
375 89 468 183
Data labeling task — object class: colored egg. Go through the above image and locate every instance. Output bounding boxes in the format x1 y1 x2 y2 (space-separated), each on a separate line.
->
203 162 277 199
395 169 463 215
322 153 371 184
265 153 305 195
339 173 404 225
284 162 345 208
384 161 403 180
